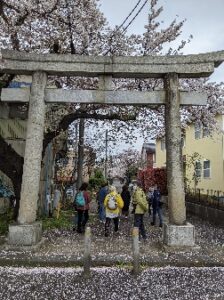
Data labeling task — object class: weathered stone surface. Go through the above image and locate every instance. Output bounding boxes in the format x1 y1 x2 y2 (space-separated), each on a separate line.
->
109 63 214 78
1 88 207 106
8 221 42 246
163 222 195 246
112 50 224 66
1 49 224 78
98 75 114 90
1 87 30 102
0 60 215 78
165 73 186 225
2 49 224 65
17 71 47 225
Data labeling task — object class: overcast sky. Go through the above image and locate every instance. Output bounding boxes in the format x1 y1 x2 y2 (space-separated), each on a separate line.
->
100 0 224 83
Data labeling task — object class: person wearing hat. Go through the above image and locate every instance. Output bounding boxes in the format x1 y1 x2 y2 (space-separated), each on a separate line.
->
132 182 148 240
104 185 124 237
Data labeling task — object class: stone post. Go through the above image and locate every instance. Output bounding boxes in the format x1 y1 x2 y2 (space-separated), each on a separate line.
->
17 71 47 224
83 227 91 277
132 227 140 275
163 73 195 246
98 75 113 91
164 73 186 225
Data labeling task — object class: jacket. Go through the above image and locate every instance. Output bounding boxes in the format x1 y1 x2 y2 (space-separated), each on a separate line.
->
104 191 124 216
152 189 161 209
132 187 148 214
98 186 108 204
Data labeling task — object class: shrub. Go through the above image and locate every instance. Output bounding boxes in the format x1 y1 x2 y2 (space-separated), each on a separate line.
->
138 167 167 194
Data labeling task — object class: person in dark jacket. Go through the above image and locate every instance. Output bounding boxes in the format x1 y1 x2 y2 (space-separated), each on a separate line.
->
97 181 108 222
151 186 163 227
75 182 91 233
121 184 131 217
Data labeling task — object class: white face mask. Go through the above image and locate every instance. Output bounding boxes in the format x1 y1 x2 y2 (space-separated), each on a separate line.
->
133 185 137 191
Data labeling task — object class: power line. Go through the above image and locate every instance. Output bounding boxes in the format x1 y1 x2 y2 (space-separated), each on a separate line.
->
103 0 148 56
103 0 144 56
122 0 148 33
85 0 143 55
116 0 143 32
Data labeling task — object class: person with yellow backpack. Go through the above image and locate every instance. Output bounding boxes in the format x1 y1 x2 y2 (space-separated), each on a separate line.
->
104 185 124 237
132 182 148 241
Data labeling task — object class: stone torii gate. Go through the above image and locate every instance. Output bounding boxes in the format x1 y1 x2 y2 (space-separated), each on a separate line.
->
1 49 224 248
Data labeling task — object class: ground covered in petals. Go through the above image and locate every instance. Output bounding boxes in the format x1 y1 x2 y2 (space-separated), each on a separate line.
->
0 210 223 299
0 266 223 300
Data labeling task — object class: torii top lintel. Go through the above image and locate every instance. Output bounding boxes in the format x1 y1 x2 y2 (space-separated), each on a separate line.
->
1 49 224 78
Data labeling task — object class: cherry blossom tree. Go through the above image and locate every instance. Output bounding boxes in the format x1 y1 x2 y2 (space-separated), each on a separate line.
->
0 0 223 213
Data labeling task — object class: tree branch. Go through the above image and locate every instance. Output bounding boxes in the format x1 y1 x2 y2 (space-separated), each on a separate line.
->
43 111 137 153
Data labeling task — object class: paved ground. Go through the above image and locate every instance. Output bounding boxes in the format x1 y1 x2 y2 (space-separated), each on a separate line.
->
0 210 223 299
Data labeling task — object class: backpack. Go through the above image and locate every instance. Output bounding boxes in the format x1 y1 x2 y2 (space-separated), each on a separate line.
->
107 194 117 210
75 191 85 207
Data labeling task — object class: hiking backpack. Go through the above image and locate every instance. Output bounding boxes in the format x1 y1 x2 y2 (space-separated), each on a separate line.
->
75 191 85 207
107 194 117 210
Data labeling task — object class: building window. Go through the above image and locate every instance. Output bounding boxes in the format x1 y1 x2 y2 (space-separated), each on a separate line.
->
161 139 166 151
202 127 209 137
203 160 210 178
195 161 201 178
194 123 201 139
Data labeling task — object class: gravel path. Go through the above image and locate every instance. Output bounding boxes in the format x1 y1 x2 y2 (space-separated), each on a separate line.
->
0 266 223 299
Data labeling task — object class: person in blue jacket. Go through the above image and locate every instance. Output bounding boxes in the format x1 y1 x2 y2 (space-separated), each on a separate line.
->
151 186 163 227
97 181 108 222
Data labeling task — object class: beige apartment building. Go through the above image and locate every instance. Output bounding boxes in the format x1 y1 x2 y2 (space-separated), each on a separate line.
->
156 115 224 195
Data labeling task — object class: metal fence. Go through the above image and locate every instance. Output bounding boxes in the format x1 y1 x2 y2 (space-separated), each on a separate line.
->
185 188 224 211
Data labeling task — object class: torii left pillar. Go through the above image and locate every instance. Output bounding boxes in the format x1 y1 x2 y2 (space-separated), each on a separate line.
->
8 71 47 247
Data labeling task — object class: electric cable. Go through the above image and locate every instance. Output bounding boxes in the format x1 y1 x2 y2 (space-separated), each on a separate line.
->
122 0 148 33
116 0 143 32
103 0 148 55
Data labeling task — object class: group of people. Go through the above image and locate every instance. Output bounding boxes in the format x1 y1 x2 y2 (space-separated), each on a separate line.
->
74 181 163 241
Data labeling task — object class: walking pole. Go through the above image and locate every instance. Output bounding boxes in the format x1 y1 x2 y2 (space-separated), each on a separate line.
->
83 226 91 277
132 227 140 276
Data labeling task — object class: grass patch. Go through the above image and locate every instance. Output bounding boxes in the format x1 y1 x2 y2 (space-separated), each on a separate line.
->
41 210 74 231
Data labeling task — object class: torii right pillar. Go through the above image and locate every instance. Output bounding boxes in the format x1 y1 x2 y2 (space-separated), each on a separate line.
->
163 73 195 247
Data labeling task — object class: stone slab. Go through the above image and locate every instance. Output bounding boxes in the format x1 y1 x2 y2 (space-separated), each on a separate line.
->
163 222 195 247
1 60 214 78
1 87 30 102
1 88 207 106
8 221 42 246
2 49 223 77
2 48 224 65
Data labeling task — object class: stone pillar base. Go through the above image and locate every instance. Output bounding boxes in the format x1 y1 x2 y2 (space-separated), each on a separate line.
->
163 222 195 247
8 221 42 246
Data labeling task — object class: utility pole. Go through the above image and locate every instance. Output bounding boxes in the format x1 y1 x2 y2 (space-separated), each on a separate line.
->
77 118 85 190
73 122 78 184
105 130 108 179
